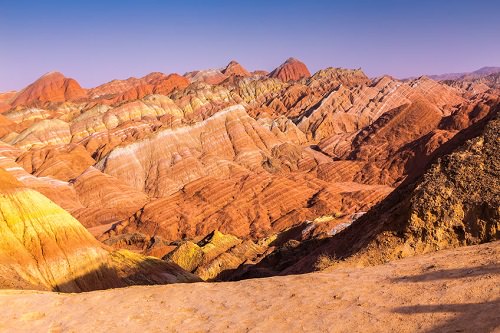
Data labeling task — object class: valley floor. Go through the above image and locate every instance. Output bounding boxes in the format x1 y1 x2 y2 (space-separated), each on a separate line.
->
0 241 499 333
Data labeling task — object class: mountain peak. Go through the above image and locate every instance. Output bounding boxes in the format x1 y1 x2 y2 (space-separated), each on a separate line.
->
269 57 311 82
11 72 86 107
40 71 66 79
473 66 500 75
222 60 250 77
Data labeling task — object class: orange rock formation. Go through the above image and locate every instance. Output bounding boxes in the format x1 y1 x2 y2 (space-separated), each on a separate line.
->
0 60 498 288
269 57 311 82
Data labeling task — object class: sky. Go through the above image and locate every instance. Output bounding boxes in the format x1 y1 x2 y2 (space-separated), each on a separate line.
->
0 0 499 91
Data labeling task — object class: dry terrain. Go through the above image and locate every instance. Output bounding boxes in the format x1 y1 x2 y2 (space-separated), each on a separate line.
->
0 59 499 332
0 241 498 333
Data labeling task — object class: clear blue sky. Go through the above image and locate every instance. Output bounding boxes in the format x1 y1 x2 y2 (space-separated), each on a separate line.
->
1 0 499 90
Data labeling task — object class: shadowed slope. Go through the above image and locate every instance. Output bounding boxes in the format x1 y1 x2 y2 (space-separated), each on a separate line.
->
278 106 499 274
0 168 198 292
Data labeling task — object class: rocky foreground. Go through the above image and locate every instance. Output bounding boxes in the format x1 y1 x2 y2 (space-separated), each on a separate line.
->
0 241 498 333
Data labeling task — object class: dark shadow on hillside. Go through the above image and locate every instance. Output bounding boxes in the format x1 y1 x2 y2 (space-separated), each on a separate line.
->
53 255 200 293
268 222 312 247
393 299 500 333
217 107 498 280
217 237 331 281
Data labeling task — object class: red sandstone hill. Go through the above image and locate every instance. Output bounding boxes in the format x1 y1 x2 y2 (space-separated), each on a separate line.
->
88 72 189 102
269 57 311 82
11 72 87 107
222 60 251 77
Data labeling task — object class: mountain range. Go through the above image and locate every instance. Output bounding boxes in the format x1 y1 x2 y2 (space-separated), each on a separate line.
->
0 57 498 331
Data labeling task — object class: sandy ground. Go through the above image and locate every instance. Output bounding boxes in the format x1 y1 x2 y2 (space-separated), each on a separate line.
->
0 241 498 333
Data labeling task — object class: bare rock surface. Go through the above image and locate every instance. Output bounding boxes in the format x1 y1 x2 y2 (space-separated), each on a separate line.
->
269 57 311 82
0 241 498 332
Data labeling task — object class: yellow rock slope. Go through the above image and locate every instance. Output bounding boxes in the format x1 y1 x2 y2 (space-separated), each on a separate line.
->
0 168 199 292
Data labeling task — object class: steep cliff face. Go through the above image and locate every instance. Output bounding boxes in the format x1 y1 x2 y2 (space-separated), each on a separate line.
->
280 109 499 273
0 168 198 292
399 111 499 252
